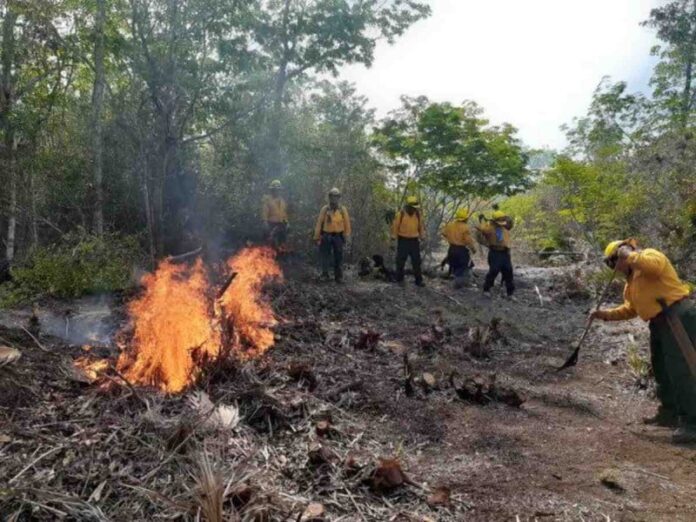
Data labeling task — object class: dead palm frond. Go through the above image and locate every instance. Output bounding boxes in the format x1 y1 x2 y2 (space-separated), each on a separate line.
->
192 451 226 522
0 345 22 367
187 391 240 432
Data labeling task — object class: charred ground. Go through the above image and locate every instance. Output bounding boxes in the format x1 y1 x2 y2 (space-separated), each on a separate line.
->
1 257 695 521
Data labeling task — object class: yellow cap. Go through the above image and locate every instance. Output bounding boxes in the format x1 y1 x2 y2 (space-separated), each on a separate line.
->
604 239 639 262
604 240 624 259
492 210 506 221
406 196 420 208
269 180 281 189
455 208 469 221
329 187 341 196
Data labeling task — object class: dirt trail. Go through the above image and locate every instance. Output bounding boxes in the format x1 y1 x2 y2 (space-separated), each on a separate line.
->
270 259 696 520
1 259 695 520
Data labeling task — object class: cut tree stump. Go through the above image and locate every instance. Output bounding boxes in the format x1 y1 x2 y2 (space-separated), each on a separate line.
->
450 372 525 408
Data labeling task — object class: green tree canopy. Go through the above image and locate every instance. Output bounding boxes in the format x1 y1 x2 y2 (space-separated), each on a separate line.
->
373 97 531 205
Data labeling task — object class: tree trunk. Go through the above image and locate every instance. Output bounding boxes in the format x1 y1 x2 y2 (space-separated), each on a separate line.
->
267 63 287 181
679 0 696 127
266 0 293 181
6 140 17 261
681 58 693 127
29 166 38 249
92 0 106 235
139 148 156 269
1 5 18 262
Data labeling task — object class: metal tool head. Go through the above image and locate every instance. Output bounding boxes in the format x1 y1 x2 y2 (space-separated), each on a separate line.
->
557 346 580 371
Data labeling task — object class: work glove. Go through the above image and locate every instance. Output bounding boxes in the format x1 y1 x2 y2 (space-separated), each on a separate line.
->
586 310 603 327
616 245 633 261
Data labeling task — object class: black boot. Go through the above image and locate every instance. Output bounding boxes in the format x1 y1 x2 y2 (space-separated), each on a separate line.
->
643 406 678 427
672 419 696 443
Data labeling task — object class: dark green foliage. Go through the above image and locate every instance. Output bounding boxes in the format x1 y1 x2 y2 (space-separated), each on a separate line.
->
0 0 430 275
373 98 530 200
505 4 696 272
642 0 696 126
1 232 143 306
372 97 531 249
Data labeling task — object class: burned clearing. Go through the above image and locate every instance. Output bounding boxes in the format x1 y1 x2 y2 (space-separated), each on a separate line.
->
1 258 696 521
4 0 696 519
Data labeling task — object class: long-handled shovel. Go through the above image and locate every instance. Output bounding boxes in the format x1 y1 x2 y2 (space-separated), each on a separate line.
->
557 269 617 371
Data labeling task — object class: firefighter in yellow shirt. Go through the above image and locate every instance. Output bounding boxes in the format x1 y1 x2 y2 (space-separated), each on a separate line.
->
261 180 288 250
313 188 351 283
441 208 477 289
391 196 426 287
477 210 515 299
589 240 696 443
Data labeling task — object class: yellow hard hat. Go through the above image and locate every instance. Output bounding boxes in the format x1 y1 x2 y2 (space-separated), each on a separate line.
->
492 210 506 221
603 240 624 259
329 187 341 196
406 196 420 208
269 180 281 189
605 238 639 256
455 208 469 221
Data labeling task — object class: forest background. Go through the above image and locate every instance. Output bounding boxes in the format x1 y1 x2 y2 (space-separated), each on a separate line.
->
0 0 694 304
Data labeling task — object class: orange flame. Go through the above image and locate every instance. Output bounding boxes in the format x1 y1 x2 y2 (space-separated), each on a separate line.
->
74 356 110 383
116 258 221 393
220 246 284 358
109 247 282 394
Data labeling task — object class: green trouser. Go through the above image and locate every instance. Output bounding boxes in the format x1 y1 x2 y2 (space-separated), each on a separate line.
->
649 301 696 423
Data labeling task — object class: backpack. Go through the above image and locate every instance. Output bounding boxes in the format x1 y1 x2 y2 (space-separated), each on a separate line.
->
321 205 348 229
396 209 421 233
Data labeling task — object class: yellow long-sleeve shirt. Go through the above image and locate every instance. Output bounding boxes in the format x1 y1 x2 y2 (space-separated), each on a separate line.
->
314 205 351 240
391 210 425 239
597 249 691 322
441 221 476 251
262 195 288 223
477 222 511 249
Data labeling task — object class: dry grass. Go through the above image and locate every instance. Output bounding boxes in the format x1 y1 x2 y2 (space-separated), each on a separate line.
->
191 452 228 522
626 340 650 388
0 326 461 520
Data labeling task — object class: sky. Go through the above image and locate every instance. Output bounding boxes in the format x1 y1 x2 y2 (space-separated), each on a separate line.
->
341 0 664 150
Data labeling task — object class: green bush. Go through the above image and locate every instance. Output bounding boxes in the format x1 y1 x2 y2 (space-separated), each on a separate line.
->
501 190 568 252
0 232 143 307
500 156 649 255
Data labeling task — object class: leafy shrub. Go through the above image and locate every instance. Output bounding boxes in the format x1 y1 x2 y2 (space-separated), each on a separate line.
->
0 232 143 306
501 190 569 252
626 342 650 389
501 156 648 254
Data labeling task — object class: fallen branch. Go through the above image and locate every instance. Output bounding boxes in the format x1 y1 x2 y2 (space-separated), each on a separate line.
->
216 272 238 299
20 326 50 353
403 353 415 397
168 247 203 263
105 364 150 409
428 288 462 306
327 380 363 401
9 445 63 484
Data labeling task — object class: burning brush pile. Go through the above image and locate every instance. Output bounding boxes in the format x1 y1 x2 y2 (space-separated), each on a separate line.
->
1 246 470 520
76 246 283 394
